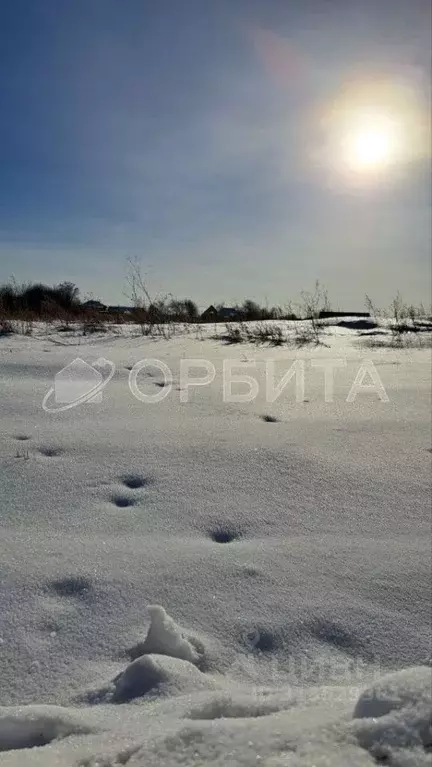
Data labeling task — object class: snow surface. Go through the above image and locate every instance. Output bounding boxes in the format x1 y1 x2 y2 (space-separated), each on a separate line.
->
0 322 431 765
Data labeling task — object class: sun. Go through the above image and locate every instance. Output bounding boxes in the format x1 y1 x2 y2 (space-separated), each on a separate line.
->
349 128 391 168
315 77 430 186
340 116 398 174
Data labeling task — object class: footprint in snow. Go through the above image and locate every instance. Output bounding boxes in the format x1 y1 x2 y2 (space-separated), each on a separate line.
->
241 627 277 653
38 446 64 457
111 495 137 508
209 525 242 544
48 575 93 599
121 474 150 489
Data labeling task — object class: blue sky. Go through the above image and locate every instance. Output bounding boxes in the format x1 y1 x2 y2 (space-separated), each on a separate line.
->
0 0 430 308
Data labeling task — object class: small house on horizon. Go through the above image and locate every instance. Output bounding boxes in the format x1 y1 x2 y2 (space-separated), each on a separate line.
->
200 305 218 321
107 305 134 315
218 307 239 320
200 305 240 322
82 299 107 312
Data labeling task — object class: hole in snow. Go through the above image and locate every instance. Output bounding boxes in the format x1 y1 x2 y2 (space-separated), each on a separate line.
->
121 474 150 489
49 575 93 599
261 414 279 423
111 495 136 508
241 626 279 653
38 446 64 457
253 630 277 653
209 526 241 544
307 618 370 657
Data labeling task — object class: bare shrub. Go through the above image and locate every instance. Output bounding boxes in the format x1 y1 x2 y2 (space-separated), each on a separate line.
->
8 316 35 336
360 333 432 350
218 322 287 346
19 318 34 335
295 281 330 345
390 291 407 327
81 316 107 335
125 257 174 337
293 324 318 347
194 323 204 341
0 318 14 336
0 314 34 336
56 321 74 333
246 323 285 346
365 292 430 335
222 324 245 344
365 294 382 321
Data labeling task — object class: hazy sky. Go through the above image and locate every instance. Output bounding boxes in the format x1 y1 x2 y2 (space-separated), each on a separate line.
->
0 0 430 308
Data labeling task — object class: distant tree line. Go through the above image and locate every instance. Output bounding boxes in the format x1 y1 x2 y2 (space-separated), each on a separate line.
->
0 278 299 322
131 298 296 324
3 276 386 325
0 280 81 317
216 300 297 321
1 277 428 336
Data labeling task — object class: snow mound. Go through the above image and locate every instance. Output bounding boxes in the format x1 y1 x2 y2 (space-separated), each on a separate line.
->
353 666 431 720
0 705 93 751
112 654 218 703
352 666 432 763
129 605 200 665
83 607 214 704
186 690 296 720
2 668 430 765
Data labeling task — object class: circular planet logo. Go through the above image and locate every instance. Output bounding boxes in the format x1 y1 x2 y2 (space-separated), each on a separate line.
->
42 358 115 413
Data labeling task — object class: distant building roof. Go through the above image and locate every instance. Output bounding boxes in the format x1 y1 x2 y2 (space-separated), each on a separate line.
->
200 305 218 319
218 307 238 319
318 311 371 319
200 305 240 321
82 299 107 310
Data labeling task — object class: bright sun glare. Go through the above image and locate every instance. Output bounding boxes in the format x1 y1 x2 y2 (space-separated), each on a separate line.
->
318 76 429 184
341 116 398 174
350 129 391 167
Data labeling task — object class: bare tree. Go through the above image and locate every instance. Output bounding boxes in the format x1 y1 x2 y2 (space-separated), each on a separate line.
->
364 294 380 320
124 258 175 337
125 257 153 311
295 280 330 345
